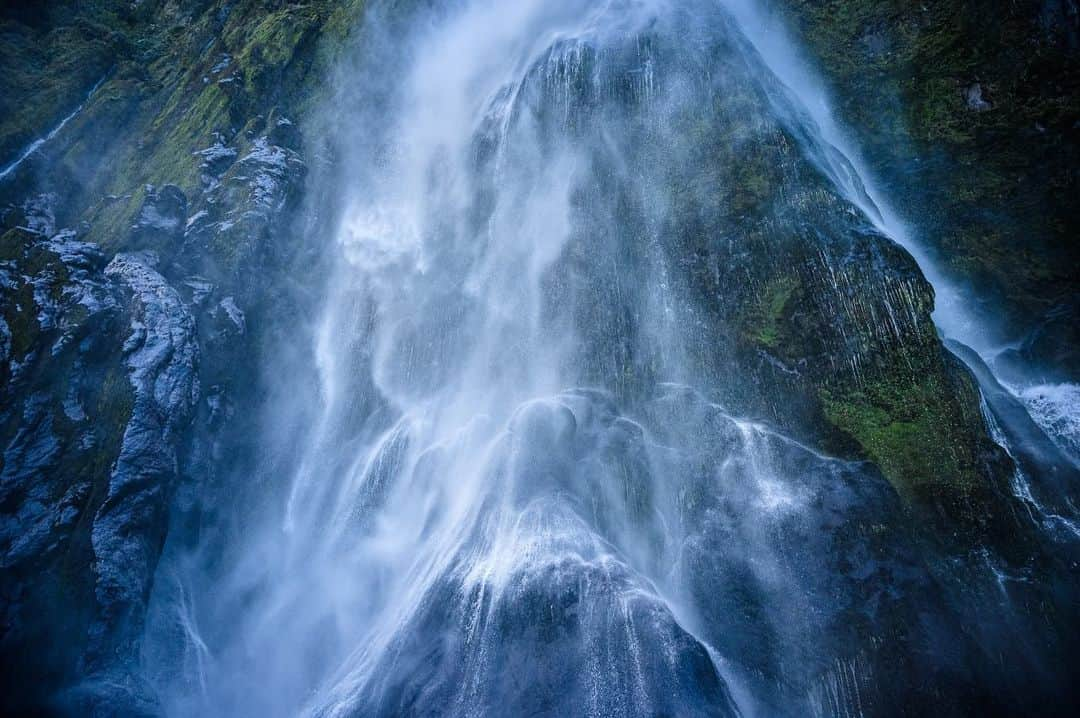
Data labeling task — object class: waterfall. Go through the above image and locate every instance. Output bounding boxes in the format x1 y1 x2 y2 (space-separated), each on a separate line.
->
720 0 1079 523
140 2 1078 716
0 75 107 182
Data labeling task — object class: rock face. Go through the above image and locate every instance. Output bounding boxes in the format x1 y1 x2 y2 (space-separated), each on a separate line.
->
0 223 202 712
779 0 1080 379
0 1 356 712
0 0 1075 715
82 253 198 694
0 239 105 707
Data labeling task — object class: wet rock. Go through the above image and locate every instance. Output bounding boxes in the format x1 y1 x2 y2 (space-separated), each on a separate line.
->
860 27 889 57
195 136 239 189
0 229 130 706
268 112 301 150
317 515 740 718
232 136 305 216
0 229 117 386
129 184 187 252
21 193 59 236
964 82 992 111
181 133 306 291
0 316 9 366
87 252 198 670
783 0 1078 348
180 275 215 307
0 393 62 568
1016 299 1080 382
216 296 246 335
994 298 1080 384
0 1 356 711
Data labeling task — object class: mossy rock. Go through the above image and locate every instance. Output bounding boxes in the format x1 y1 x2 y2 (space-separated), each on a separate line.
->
779 0 1080 362
817 343 996 511
4 0 368 254
742 276 800 349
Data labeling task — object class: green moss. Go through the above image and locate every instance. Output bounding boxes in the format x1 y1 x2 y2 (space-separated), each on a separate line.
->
4 0 373 255
81 73 232 249
224 3 336 113
0 16 123 161
323 0 368 43
84 186 145 250
745 276 800 348
235 8 317 69
819 364 977 500
153 83 232 185
95 366 134 443
911 75 973 144
2 282 40 361
781 0 1080 341
0 227 35 261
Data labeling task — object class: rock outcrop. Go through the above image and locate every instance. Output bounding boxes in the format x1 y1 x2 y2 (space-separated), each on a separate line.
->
780 0 1080 379
0 1 357 711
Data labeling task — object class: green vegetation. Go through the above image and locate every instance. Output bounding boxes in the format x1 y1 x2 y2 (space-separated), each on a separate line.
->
820 370 974 499
1 280 39 362
94 365 135 452
0 5 124 162
3 1 367 251
781 0 1080 344
744 276 799 349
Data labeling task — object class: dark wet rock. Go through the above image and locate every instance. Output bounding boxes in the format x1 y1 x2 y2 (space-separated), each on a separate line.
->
950 340 1079 509
314 391 741 718
322 554 741 718
130 185 187 253
87 253 197 667
860 26 890 57
268 113 302 150
0 230 128 708
497 22 1004 519
230 137 305 218
215 296 246 335
180 276 215 308
782 0 1080 349
0 229 202 712
1000 298 1080 384
21 193 59 236
57 670 162 718
0 392 63 566
0 1 358 711
181 132 306 296
988 312 1078 388
0 317 9 366
195 136 239 189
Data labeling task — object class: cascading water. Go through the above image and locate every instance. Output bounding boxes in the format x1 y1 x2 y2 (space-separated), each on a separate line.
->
722 0 1080 538
141 1 1078 716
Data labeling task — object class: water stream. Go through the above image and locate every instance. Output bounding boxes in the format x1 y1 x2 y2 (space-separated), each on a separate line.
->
0 75 107 182
141 2 1078 715
722 0 1079 532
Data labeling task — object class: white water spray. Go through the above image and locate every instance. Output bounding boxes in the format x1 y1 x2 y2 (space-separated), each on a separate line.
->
141 2 1078 716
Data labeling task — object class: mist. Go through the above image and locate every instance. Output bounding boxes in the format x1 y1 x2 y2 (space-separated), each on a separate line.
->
122 1 1079 716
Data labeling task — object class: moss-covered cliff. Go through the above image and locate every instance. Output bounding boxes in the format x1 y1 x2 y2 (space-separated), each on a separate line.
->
776 0 1079 379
